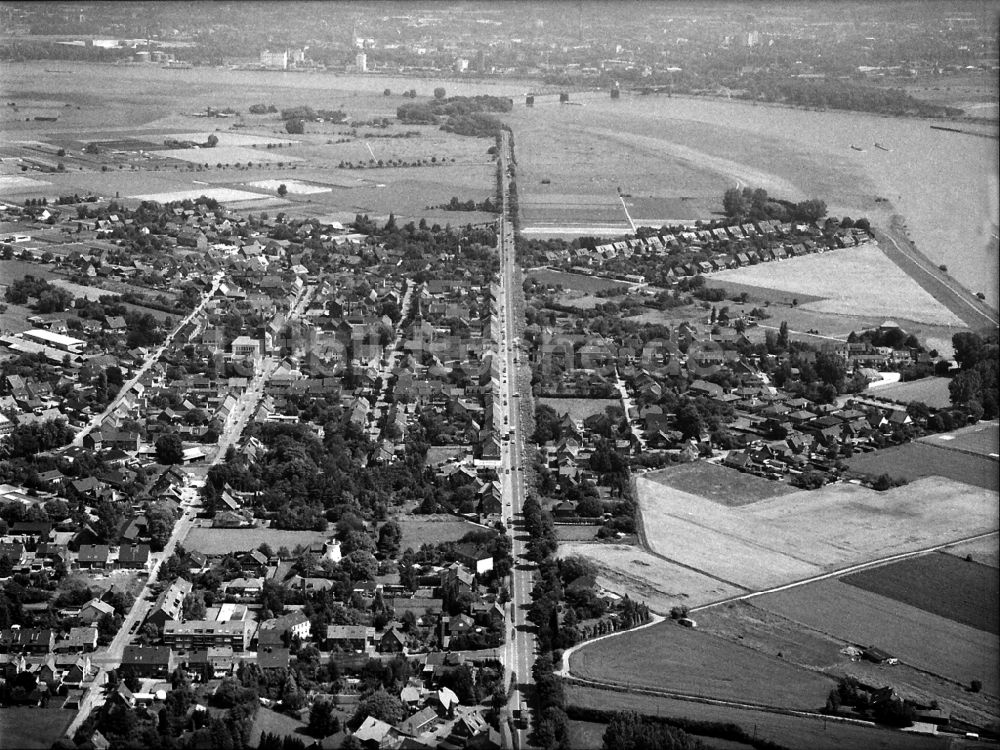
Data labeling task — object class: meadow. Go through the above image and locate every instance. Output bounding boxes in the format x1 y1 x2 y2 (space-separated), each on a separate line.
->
636 474 999 592
755 578 1000 695
182 526 328 555
842 552 999 634
527 268 633 293
569 618 836 710
397 514 483 552
845 441 999 491
918 421 999 457
564 683 950 750
645 461 796 507
866 376 953 408
557 541 745 614
710 245 965 327
944 535 1000 568
537 397 620 422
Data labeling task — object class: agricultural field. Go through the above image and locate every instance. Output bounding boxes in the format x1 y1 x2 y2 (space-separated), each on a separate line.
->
397 514 484 552
845 441 999 491
866 376 953 409
842 552 999 634
564 683 951 750
944 535 1000 568
557 541 745 614
130 186 274 203
538 397 620 422
526 268 633 294
755 578 1000 695
569 618 836 710
244 178 330 195
636 474 999 591
0 174 52 192
919 421 999 458
182 525 328 555
645 461 796 507
711 244 965 327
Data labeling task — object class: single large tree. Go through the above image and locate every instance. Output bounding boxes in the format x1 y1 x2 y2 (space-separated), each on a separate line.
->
155 433 184 465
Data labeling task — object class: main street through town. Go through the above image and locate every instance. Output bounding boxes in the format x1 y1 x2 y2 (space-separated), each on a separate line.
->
496 130 537 749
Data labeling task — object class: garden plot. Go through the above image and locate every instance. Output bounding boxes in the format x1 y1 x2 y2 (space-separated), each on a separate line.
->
636 474 999 592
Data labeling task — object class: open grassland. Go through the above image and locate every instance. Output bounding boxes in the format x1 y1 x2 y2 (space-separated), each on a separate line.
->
845 441 999 491
537 397 620 422
755 579 1000 695
842 552 999 634
866 376 953 408
711 245 965 327
944 535 1000 568
554 524 600 542
557 541 745 614
691 600 1000 730
570 618 836 710
565 683 949 750
919 421 999 458
527 268 633 293
183 525 328 555
636 474 999 591
646 461 796 507
397 514 483 552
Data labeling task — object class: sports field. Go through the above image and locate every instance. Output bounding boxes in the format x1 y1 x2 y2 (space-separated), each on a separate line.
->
755 578 999 695
183 525 328 554
636 474 999 591
845 441 999 491
842 552 999 634
645 461 796 507
557 541 745 614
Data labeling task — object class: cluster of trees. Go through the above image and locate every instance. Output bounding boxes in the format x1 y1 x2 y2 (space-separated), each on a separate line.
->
948 331 999 420
601 711 705 750
434 195 500 213
824 676 915 727
4 274 73 313
739 77 962 118
248 103 279 114
0 418 74 459
722 186 827 223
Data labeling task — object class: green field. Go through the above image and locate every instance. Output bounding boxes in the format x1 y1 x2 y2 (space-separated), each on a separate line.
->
182 525 329 555
919 421 999 458
538 397 620 422
0 707 74 749
564 684 949 750
569 619 835 710
867 377 953 409
845 441 999 491
645 461 796 507
527 268 633 294
755 578 1000 695
842 552 999 634
397 514 484 552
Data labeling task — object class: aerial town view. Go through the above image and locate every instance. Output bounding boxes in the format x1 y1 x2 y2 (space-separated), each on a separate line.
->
0 2 997 749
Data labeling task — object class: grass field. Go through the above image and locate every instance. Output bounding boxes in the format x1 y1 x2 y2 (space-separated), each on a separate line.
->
555 524 601 542
645 461 796 507
866 377 953 409
527 268 633 293
538 397 620 422
424 445 467 465
755 578 1000 695
636 474 999 591
943 535 1000 568
570 618 836 710
842 552 999 634
182 525 329 555
0 707 74 749
564 683 951 750
919 421 999 458
557 541 745 614
710 245 965 327
397 514 483 552
845 441 999 491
